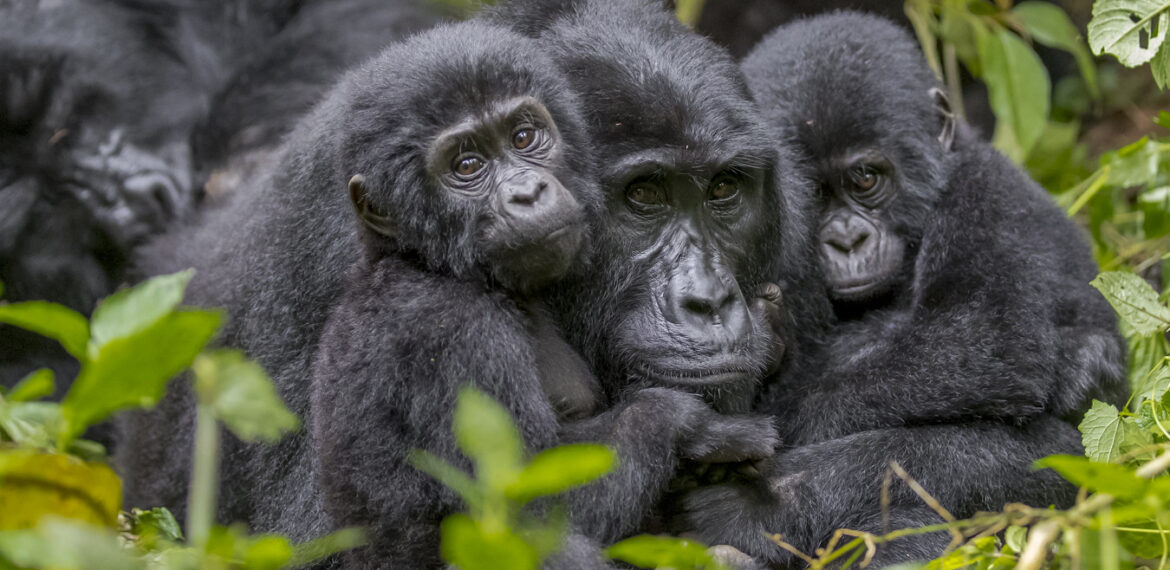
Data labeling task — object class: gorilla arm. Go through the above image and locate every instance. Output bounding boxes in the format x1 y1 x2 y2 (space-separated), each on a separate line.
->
675 416 1082 567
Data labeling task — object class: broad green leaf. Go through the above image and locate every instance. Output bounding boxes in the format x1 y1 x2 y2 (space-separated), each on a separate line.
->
506 444 616 504
1140 186 1170 238
1091 272 1170 335
123 507 184 549
60 309 222 445
0 301 89 360
1035 455 1148 499
6 369 54 402
0 450 122 529
454 386 524 492
1087 0 1170 66
1157 110 1170 128
409 449 484 514
1004 525 1028 554
980 28 1051 162
440 513 538 570
1014 1 1099 96
89 269 193 351
0 518 142 569
939 2 981 74
1115 520 1167 558
675 0 703 27
1099 137 1166 188
0 401 58 449
605 535 725 569
192 350 298 443
289 527 367 567
1079 400 1151 462
1153 42 1170 88
242 534 294 570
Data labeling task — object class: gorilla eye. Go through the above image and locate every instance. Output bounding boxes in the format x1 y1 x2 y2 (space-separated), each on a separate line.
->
850 166 879 192
512 127 537 150
626 181 668 206
452 155 486 177
709 176 740 201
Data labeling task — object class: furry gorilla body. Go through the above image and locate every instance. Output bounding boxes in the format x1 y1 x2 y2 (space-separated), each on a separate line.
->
309 22 608 565
122 2 792 564
674 13 1127 566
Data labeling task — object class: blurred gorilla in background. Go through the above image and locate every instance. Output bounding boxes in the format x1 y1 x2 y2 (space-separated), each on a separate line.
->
672 12 1127 567
0 1 203 393
0 0 442 397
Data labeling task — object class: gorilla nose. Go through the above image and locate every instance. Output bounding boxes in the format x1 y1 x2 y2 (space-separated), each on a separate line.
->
665 253 750 341
826 229 869 253
508 180 547 206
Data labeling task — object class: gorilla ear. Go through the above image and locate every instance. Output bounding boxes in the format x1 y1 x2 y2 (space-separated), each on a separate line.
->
348 174 395 238
929 87 956 151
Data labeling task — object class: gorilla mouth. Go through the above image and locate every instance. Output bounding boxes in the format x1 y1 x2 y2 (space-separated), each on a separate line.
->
634 361 752 387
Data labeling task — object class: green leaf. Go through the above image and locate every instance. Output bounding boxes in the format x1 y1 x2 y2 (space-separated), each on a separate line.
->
242 535 294 570
0 517 142 569
454 386 524 492
7 369 54 402
0 450 123 528
1079 400 1151 462
0 401 61 449
1156 110 1170 128
191 350 298 443
289 527 367 567
0 301 89 360
1115 520 1167 559
1091 271 1170 335
60 309 222 446
1153 41 1170 88
409 449 483 514
124 507 184 547
1013 1 1099 97
1004 525 1028 554
506 444 616 504
980 28 1051 162
89 269 193 352
440 513 539 570
1035 455 1148 499
605 535 725 569
1087 0 1170 67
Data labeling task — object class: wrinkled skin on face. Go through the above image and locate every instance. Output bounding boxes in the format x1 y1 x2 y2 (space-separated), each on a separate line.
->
349 96 588 295
504 2 793 410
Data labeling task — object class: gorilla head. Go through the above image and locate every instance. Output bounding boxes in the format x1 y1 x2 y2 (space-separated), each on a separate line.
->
338 29 598 294
743 12 955 307
0 6 198 313
524 1 789 400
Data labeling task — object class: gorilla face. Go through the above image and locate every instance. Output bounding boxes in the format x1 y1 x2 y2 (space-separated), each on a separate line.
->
815 149 906 302
539 5 782 393
349 96 587 295
0 46 191 311
337 27 600 297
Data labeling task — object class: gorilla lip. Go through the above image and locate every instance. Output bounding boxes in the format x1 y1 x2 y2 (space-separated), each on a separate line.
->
634 362 752 387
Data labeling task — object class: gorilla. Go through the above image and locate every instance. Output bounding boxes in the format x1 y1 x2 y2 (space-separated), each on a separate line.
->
671 12 1128 566
120 2 794 565
0 1 203 394
308 22 605 563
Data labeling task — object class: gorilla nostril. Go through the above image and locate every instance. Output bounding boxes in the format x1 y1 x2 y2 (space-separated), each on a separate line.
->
851 231 869 250
684 298 716 317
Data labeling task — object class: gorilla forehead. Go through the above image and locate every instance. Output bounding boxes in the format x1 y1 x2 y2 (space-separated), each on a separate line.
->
340 21 581 148
743 12 945 194
547 3 769 168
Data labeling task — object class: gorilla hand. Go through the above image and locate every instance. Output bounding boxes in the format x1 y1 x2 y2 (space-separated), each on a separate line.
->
751 282 787 378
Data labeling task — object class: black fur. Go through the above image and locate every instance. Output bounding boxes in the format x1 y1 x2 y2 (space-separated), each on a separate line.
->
0 0 205 394
119 8 787 567
672 12 1127 567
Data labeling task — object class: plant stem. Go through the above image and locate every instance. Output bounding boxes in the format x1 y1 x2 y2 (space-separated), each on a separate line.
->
187 403 220 549
944 43 966 121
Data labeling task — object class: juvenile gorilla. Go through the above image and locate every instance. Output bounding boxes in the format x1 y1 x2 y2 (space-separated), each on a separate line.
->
121 13 782 566
674 12 1128 566
309 25 605 563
